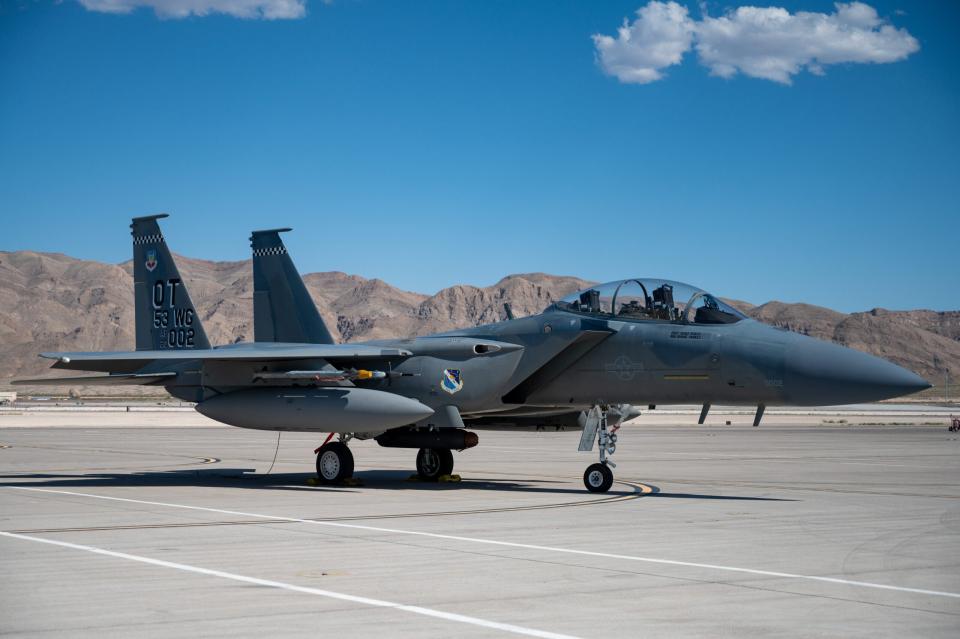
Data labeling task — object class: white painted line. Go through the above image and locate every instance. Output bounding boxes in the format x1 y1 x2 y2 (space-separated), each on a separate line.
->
7 486 960 600
0 530 579 639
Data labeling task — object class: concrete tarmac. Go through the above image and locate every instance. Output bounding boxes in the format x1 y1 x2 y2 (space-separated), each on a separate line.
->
1 410 958 638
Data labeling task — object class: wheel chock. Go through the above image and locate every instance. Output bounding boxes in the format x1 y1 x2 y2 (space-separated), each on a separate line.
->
406 474 461 483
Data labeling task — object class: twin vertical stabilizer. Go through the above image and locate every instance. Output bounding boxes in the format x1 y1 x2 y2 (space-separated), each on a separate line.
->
130 216 332 350
251 228 335 344
131 214 211 351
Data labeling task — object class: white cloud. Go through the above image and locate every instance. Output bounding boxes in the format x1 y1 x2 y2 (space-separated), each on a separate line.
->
592 2 694 84
695 2 920 83
593 2 920 85
77 0 307 20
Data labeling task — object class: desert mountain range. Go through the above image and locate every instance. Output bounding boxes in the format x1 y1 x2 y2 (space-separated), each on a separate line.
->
1 251 957 393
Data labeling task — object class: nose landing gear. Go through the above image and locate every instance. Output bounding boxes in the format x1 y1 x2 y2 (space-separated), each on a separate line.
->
579 405 626 493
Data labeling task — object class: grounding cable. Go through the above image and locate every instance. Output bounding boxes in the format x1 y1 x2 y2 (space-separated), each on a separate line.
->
264 432 281 475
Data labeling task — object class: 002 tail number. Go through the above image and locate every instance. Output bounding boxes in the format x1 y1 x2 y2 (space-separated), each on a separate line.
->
151 278 196 348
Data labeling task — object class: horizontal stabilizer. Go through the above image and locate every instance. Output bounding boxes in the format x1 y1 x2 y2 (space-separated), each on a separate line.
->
12 372 177 386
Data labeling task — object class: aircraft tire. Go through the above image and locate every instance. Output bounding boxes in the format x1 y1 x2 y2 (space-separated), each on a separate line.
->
416 447 454 481
583 463 613 493
316 442 354 483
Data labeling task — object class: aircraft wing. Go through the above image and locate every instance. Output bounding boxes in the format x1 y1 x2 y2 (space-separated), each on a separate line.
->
41 343 413 373
12 372 178 386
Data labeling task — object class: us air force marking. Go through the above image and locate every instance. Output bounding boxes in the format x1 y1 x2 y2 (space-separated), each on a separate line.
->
441 369 463 394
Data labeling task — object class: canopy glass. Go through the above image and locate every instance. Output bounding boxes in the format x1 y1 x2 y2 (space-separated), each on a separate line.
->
556 279 746 325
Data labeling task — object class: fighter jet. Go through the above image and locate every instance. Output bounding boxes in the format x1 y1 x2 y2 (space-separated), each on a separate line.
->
15 215 932 492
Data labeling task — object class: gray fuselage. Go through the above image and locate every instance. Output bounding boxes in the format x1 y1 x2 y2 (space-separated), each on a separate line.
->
169 304 929 433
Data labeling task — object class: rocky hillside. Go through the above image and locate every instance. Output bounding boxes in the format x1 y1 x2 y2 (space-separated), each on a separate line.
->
0 251 591 389
1 251 957 393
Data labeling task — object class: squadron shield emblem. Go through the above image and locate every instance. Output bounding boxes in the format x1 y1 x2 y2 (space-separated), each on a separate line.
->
440 369 463 394
144 249 158 272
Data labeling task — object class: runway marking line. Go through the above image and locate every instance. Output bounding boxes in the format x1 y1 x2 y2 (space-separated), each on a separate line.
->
0 530 579 639
6 483 651 533
6 485 960 601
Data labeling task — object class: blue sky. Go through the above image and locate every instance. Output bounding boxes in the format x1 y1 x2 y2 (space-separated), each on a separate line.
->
1 1 957 312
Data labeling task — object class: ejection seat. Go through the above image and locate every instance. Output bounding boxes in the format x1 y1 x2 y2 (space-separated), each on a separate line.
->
694 306 740 324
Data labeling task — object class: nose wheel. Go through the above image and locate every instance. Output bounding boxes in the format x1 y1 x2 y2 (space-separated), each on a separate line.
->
584 463 614 492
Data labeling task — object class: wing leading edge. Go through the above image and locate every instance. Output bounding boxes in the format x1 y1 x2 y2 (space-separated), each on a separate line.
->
12 372 178 386
39 344 414 374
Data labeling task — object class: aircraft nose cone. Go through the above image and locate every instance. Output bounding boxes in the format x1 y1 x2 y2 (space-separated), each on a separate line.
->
785 337 931 405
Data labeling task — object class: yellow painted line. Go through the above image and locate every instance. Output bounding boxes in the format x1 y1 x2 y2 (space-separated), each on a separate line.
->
663 375 710 381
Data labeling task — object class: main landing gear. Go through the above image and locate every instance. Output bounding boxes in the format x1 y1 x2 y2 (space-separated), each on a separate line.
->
415 447 454 481
315 438 354 484
579 405 628 493
314 436 458 485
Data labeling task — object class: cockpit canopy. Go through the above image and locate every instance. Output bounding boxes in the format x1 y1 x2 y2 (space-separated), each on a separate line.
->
555 279 747 325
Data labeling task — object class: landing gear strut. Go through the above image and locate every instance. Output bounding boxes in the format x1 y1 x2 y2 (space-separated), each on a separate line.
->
315 440 354 483
416 447 454 481
579 405 624 493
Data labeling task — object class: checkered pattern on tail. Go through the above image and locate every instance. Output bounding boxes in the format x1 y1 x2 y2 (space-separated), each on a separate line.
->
133 233 164 245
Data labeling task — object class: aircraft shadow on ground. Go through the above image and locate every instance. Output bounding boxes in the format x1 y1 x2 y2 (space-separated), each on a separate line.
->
0 469 341 493
0 468 795 501
0 469 619 497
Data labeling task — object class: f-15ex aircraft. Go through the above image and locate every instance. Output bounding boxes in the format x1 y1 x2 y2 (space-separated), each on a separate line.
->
16 215 931 492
